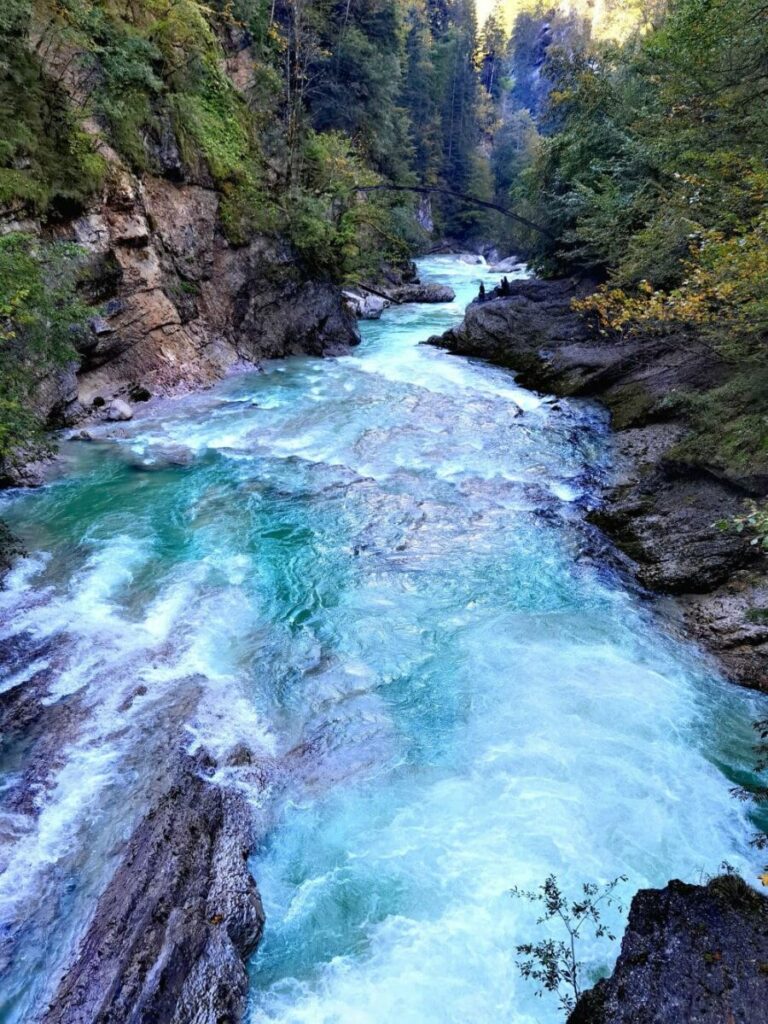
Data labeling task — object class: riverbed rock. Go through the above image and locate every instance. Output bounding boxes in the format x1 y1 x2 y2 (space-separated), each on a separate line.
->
428 276 768 690
41 746 264 1024
342 289 390 319
0 457 49 488
106 398 133 421
383 281 456 304
568 876 768 1024
428 277 598 379
490 256 526 273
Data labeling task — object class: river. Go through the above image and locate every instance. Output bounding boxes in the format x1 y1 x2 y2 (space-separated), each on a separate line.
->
0 256 761 1022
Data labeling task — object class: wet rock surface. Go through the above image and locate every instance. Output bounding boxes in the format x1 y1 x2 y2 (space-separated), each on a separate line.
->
342 289 390 319
429 277 768 691
381 280 455 304
568 876 768 1024
40 746 264 1024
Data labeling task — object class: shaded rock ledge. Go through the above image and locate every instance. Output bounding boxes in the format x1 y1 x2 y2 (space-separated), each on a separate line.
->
568 876 768 1024
39 746 264 1024
428 277 768 691
340 259 456 322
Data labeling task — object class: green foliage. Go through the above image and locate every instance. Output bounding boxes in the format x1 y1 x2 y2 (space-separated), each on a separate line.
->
0 233 92 462
0 0 496 466
502 0 768 293
511 874 627 1016
717 501 768 553
31 0 272 242
285 129 411 282
491 0 768 483
0 9 106 218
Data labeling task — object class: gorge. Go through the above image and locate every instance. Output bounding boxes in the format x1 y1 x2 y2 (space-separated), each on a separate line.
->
2 0 768 1019
0 257 764 1022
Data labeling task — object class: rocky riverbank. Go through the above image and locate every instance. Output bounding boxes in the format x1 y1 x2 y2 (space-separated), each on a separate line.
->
41 744 265 1024
428 276 768 692
0 629 267 1024
0 161 360 490
568 875 768 1024
430 276 768 1023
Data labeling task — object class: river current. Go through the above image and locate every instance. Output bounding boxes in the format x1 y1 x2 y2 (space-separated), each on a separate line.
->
0 256 762 1022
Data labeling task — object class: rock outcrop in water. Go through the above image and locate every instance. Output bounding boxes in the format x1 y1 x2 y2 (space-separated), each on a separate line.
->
568 876 768 1024
41 745 264 1024
342 262 456 320
429 278 768 691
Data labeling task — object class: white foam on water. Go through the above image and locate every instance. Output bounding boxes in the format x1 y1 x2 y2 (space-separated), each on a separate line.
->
0 255 761 1024
248 617 755 1024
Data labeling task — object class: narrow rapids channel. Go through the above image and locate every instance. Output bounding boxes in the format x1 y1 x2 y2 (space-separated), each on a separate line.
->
0 256 762 1023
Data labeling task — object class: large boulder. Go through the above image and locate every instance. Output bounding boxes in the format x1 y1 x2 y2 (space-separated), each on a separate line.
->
384 281 455 304
427 277 598 385
490 256 526 273
569 876 768 1024
342 289 390 320
106 398 133 421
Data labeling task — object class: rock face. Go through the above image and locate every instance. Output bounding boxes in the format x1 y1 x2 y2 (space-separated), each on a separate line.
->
64 171 360 415
9 149 359 466
382 281 455 304
568 876 768 1024
428 277 768 690
41 746 264 1024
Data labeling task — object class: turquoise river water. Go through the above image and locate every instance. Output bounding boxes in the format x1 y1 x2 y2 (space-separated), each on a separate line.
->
0 256 763 1022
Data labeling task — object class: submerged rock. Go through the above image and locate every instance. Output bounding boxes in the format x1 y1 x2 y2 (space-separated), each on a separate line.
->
569 876 768 1024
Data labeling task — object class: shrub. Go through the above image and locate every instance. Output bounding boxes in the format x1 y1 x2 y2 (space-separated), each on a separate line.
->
0 233 92 463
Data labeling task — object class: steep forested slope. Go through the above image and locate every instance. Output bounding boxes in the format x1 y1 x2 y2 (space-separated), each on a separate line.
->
485 0 768 488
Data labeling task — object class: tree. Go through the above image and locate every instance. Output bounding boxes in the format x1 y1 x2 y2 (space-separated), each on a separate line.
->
477 0 507 102
511 874 627 1016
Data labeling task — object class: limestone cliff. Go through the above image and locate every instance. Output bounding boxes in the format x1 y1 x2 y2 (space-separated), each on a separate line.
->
20 151 359 442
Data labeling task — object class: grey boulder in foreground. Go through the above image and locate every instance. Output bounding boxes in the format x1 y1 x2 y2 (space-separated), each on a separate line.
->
569 876 768 1024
